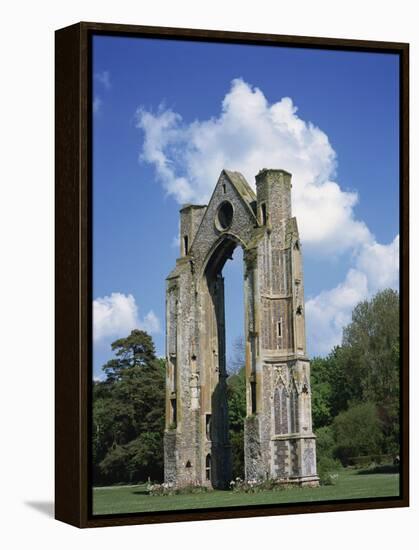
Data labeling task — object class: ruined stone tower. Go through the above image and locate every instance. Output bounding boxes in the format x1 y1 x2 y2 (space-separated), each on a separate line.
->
164 169 318 488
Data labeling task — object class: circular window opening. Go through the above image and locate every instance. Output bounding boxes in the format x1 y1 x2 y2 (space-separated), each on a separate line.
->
216 201 234 230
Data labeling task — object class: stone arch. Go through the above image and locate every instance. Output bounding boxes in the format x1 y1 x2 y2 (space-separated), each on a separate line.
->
197 233 250 488
289 380 299 434
274 384 289 435
164 168 318 488
199 232 247 281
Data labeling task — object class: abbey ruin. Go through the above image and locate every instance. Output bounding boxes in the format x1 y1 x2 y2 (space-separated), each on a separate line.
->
164 168 318 488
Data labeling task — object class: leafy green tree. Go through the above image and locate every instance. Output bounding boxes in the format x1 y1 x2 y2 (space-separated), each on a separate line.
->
227 338 247 478
315 426 336 461
315 426 341 484
227 367 246 432
98 444 130 482
341 290 400 454
103 329 157 381
126 432 164 482
332 401 383 465
227 367 246 478
92 330 165 485
342 289 399 405
310 289 400 459
310 357 333 429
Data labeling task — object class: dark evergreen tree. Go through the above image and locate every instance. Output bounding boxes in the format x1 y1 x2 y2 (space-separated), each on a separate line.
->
92 330 165 485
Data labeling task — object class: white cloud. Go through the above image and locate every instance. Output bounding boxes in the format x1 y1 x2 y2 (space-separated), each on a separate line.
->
93 96 102 114
306 235 399 355
95 70 111 89
93 292 161 343
135 78 399 355
93 71 111 116
295 180 371 255
136 78 373 256
141 310 161 334
356 235 400 293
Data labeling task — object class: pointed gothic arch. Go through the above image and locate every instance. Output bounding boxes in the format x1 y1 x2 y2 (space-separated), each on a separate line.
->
274 384 289 435
164 169 318 488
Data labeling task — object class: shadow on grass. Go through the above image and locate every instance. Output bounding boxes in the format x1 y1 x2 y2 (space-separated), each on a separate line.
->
357 464 399 475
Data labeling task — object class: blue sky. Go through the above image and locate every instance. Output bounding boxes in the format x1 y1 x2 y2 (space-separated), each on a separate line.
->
92 35 399 379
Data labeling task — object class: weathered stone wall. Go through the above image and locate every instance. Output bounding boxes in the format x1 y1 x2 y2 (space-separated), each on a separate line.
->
180 204 207 256
191 171 257 271
163 430 177 484
165 168 318 487
244 415 265 480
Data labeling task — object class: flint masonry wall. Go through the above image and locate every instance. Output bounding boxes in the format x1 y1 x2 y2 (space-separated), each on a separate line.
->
164 168 318 488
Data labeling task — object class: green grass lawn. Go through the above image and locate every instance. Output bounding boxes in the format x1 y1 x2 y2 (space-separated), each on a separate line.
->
92 468 400 516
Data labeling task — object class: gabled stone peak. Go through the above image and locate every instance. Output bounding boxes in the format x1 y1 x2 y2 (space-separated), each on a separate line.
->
223 170 257 204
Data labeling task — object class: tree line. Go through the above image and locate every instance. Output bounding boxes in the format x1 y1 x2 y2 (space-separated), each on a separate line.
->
92 288 400 486
92 331 165 485
311 288 400 475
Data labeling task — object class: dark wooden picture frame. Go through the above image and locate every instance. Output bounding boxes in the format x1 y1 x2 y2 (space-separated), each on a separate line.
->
55 21 409 528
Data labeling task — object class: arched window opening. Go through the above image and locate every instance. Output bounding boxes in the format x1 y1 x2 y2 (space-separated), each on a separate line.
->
251 380 257 414
274 386 289 434
205 454 211 481
205 414 212 440
277 319 283 349
290 386 298 433
261 203 267 225
170 398 177 426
